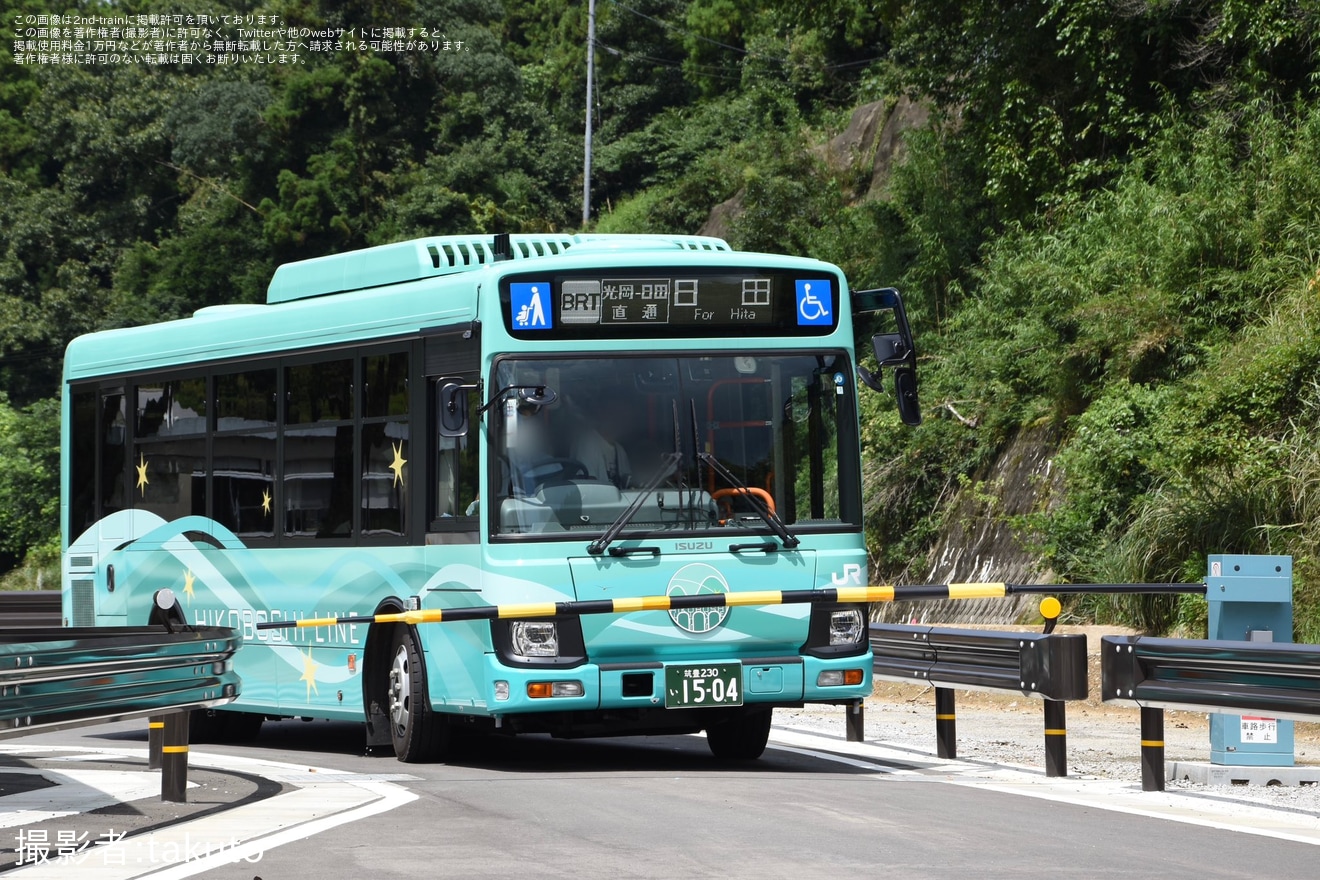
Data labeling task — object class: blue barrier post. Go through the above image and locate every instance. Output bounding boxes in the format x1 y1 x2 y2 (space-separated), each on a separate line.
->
1206 554 1294 767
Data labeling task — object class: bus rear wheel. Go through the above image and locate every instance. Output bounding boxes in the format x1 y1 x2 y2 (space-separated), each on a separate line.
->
705 708 772 761
386 626 451 763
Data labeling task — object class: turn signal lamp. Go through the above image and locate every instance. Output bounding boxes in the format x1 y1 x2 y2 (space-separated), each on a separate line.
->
527 681 584 698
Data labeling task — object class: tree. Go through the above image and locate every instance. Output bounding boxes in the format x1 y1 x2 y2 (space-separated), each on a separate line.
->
0 394 58 573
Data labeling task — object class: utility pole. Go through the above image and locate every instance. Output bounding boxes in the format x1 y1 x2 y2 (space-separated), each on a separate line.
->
582 0 596 227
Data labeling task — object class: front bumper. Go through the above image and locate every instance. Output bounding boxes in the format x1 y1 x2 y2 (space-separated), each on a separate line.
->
479 652 872 715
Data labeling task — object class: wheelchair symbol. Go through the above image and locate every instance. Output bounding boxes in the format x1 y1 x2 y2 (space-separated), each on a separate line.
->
795 281 831 325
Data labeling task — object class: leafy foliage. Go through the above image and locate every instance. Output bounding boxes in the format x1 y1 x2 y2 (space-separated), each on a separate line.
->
0 395 58 575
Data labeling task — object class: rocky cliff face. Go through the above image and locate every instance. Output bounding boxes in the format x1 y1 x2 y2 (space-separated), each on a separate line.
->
872 426 1063 625
699 96 932 239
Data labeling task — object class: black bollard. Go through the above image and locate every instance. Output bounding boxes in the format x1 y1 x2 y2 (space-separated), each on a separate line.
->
846 699 865 742
1044 699 1067 777
935 687 957 759
161 711 190 803
1140 706 1165 792
147 715 165 770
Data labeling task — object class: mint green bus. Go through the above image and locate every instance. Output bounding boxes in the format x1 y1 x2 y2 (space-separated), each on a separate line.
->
61 233 920 762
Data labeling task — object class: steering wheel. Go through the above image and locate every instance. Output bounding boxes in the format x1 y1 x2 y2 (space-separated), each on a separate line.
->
711 487 777 519
523 457 589 487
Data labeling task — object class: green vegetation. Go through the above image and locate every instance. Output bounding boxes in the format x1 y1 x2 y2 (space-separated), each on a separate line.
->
3 1 1320 637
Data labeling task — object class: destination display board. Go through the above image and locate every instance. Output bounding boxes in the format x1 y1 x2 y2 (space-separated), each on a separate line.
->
500 268 840 339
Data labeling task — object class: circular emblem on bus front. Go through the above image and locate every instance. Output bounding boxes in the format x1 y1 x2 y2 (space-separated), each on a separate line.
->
666 563 730 634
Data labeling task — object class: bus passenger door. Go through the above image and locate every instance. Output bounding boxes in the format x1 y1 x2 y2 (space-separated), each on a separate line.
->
424 326 481 538
420 328 488 709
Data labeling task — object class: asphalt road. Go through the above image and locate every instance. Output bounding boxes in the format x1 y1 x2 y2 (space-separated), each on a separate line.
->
15 717 1320 880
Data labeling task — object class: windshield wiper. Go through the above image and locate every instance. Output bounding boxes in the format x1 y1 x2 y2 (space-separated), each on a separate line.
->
587 452 682 556
697 452 800 549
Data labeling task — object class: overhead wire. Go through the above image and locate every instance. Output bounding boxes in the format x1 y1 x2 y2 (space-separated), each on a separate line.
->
0 345 64 367
607 0 790 64
595 41 746 82
603 1 884 75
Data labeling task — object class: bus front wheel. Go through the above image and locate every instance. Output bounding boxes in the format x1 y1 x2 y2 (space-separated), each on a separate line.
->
386 626 451 763
705 708 772 761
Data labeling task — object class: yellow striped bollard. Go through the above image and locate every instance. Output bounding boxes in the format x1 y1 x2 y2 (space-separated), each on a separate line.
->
1039 597 1068 777
147 715 165 770
161 712 190 803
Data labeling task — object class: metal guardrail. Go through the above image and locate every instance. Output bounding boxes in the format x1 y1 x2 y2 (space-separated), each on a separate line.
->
1101 634 1320 790
0 623 241 739
0 589 240 802
871 623 1088 700
869 619 1088 775
0 590 62 627
1101 635 1320 720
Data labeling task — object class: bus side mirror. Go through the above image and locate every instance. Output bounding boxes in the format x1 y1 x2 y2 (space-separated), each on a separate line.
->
854 287 920 425
895 368 921 426
437 379 471 438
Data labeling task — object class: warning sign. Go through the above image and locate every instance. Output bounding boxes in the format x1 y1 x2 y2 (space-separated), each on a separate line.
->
1240 716 1278 744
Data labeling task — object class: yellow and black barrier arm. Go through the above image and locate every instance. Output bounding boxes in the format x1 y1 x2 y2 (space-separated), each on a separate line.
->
253 580 1206 632
254 582 1023 631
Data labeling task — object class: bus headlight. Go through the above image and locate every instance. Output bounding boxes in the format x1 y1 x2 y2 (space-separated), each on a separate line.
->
510 621 559 658
801 603 869 658
493 617 585 668
829 608 865 646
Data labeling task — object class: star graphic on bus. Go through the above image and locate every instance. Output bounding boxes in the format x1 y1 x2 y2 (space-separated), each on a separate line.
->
300 649 319 701
135 454 148 495
261 489 272 516
389 442 407 486
182 569 196 604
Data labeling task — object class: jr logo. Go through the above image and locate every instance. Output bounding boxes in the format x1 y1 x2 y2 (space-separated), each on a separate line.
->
831 563 864 586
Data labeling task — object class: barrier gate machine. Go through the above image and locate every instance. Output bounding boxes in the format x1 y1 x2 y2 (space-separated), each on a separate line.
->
1206 554 1294 766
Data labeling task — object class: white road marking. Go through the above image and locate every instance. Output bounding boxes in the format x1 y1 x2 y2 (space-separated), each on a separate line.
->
0 767 165 828
768 727 1320 846
0 745 418 879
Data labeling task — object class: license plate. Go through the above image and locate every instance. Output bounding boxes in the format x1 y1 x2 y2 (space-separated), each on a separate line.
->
664 663 743 708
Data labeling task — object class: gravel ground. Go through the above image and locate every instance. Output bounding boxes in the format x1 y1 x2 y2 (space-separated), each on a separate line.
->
776 625 1320 815
777 698 1320 814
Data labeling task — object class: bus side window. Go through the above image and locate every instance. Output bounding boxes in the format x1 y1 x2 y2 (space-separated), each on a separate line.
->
100 390 127 519
432 376 480 536
68 388 98 536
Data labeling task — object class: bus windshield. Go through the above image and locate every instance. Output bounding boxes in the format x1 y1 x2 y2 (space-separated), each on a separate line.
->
490 353 860 540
